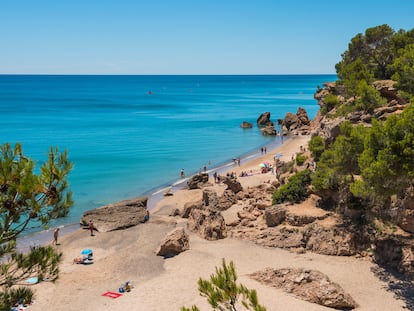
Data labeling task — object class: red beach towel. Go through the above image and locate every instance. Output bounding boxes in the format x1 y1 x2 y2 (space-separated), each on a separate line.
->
102 291 122 299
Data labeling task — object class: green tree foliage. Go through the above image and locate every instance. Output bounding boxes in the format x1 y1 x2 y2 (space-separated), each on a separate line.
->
295 154 307 166
311 122 366 193
273 169 311 204
336 58 375 97
336 24 395 83
312 103 414 207
181 259 266 311
320 93 341 115
351 104 414 200
354 80 386 113
334 25 414 100
308 135 325 161
391 43 414 95
0 143 73 310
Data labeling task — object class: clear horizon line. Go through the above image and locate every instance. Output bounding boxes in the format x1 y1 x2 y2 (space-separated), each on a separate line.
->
0 73 337 76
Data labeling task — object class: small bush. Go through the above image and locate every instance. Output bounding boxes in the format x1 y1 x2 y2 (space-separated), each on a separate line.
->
295 154 307 166
321 94 340 115
272 169 311 204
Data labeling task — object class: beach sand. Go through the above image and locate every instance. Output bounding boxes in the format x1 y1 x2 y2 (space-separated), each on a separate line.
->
27 136 406 311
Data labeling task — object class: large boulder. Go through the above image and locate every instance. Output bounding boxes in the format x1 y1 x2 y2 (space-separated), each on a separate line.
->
182 201 202 218
188 209 227 240
187 173 210 190
257 112 273 127
296 107 310 125
265 205 287 227
156 227 190 258
202 188 220 208
221 177 243 194
313 116 346 147
80 197 148 232
278 107 311 135
250 268 357 309
218 190 237 211
281 112 299 131
260 125 278 136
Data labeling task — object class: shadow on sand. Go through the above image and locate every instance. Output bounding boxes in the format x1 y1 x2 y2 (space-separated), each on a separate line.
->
371 265 413 310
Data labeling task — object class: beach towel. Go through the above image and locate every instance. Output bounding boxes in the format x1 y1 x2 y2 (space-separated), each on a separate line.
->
25 277 38 284
102 291 122 299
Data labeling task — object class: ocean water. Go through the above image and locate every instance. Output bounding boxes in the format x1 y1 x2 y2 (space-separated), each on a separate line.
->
0 74 335 233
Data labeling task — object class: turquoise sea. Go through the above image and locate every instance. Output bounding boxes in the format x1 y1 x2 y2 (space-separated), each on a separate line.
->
0 74 335 234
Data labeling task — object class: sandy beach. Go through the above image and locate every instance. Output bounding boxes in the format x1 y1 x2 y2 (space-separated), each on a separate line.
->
26 136 406 311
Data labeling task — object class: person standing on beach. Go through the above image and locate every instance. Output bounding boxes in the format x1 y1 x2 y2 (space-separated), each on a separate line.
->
53 228 60 245
89 220 95 236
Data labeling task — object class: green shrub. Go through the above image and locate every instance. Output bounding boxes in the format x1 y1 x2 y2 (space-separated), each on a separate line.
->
321 94 340 115
181 259 267 311
272 169 311 204
295 154 307 166
308 135 325 161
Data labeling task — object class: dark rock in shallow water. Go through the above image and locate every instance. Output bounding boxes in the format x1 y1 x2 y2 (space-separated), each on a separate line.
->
260 125 278 136
240 121 253 128
80 197 148 232
257 112 273 127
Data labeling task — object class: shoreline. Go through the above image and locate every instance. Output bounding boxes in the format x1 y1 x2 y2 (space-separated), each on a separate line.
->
17 134 287 251
27 132 406 311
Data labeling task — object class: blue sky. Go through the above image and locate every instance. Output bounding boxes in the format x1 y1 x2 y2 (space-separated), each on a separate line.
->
1 0 413 74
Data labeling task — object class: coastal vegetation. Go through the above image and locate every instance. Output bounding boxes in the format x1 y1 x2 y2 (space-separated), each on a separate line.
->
271 23 413 243
321 24 414 117
272 169 311 204
311 24 414 215
181 259 266 311
266 27 413 288
0 143 73 309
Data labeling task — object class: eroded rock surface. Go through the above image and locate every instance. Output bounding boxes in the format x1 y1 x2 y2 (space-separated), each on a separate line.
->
156 227 190 258
80 197 148 232
250 268 357 309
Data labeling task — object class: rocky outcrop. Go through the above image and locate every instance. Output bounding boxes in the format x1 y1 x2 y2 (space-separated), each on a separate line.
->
186 188 228 240
221 176 243 194
264 206 287 227
278 107 311 135
218 190 237 211
374 235 414 279
304 224 357 256
257 112 273 127
156 227 189 258
187 173 210 190
372 80 407 105
188 208 226 240
240 121 253 128
202 188 220 208
250 268 357 309
80 197 148 232
312 80 408 146
260 125 278 136
313 115 346 147
397 187 414 233
228 193 369 256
